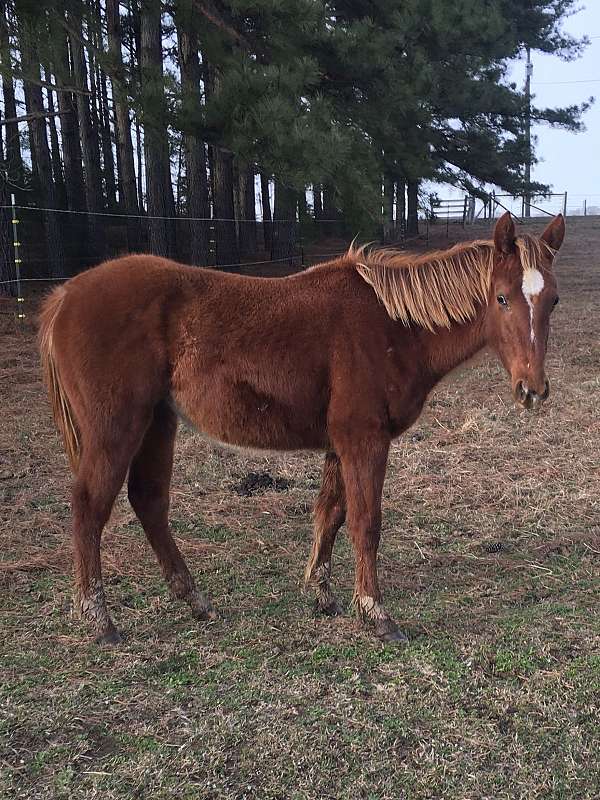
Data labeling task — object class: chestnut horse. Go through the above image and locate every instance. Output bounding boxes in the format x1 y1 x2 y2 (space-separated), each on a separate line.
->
39 212 565 644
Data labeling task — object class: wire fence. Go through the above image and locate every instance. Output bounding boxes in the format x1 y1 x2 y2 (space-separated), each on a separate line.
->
2 191 597 316
428 191 600 225
0 204 357 306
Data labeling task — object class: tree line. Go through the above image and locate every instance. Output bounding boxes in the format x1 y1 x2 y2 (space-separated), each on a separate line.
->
0 0 590 279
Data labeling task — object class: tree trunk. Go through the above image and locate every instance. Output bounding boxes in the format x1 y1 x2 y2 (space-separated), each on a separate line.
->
407 179 419 236
0 123 15 296
107 0 139 250
313 184 322 220
27 124 39 196
44 70 67 208
99 67 117 209
238 165 256 258
212 147 238 265
323 183 339 237
129 0 145 213
140 0 174 257
88 0 117 209
16 2 66 277
323 184 338 219
66 6 103 267
396 179 406 235
67 9 103 214
203 60 237 267
298 189 308 223
0 0 25 201
53 31 87 211
260 172 272 253
383 172 394 243
272 179 297 262
175 4 210 265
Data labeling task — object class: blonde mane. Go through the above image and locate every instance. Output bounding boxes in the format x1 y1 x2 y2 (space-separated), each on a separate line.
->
351 235 554 332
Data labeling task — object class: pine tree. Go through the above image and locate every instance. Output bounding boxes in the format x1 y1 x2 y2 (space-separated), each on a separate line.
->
106 0 139 251
0 0 25 200
140 0 174 257
51 26 87 212
67 6 103 214
174 0 210 265
14 0 66 276
238 164 256 258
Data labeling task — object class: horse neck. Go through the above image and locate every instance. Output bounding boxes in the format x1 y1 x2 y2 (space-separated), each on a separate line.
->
418 305 488 384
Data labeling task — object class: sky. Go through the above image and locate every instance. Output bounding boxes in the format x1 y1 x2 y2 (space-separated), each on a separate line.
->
432 3 600 215
514 2 600 206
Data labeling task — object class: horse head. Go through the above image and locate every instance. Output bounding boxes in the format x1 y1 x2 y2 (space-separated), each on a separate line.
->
486 212 565 409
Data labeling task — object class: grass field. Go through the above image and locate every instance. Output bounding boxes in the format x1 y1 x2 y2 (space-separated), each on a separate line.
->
1 219 599 799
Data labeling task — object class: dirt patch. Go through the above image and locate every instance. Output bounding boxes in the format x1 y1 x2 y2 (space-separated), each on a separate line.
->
233 470 293 496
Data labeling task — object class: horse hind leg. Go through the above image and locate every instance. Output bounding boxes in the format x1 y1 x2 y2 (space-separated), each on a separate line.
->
71 443 139 645
304 452 346 616
127 400 215 621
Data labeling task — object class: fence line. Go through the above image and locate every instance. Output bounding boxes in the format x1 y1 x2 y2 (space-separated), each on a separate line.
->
0 201 361 321
0 204 344 224
2 192 598 320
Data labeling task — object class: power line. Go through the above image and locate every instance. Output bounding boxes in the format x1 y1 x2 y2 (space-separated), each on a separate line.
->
534 79 600 85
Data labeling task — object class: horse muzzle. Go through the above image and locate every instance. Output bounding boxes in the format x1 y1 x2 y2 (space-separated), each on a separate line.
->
514 379 550 410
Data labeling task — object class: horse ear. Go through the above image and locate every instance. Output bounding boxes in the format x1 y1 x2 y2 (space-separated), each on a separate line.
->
494 212 516 255
540 214 565 253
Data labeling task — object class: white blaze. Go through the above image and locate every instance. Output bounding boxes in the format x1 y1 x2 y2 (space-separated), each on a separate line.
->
522 268 545 343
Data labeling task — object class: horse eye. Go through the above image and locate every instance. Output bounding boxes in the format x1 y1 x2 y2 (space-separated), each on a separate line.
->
497 294 508 307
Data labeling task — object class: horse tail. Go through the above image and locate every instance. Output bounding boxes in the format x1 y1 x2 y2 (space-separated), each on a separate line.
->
39 286 81 473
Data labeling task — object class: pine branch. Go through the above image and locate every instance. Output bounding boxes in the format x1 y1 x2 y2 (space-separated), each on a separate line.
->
0 64 92 96
0 109 71 126
190 0 249 48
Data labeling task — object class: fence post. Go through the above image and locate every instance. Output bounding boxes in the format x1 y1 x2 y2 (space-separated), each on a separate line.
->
10 193 24 322
563 192 567 216
209 220 216 267
584 199 587 217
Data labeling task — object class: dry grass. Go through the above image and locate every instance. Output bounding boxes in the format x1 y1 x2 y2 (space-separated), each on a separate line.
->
1 218 599 799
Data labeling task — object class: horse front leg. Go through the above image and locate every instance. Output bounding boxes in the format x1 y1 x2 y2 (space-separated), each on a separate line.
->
338 435 408 644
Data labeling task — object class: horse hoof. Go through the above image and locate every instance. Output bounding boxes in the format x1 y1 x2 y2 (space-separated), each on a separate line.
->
191 599 217 621
95 626 122 646
375 619 409 645
313 598 343 617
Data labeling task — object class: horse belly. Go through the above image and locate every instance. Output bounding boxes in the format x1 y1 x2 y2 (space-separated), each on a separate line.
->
170 376 328 452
